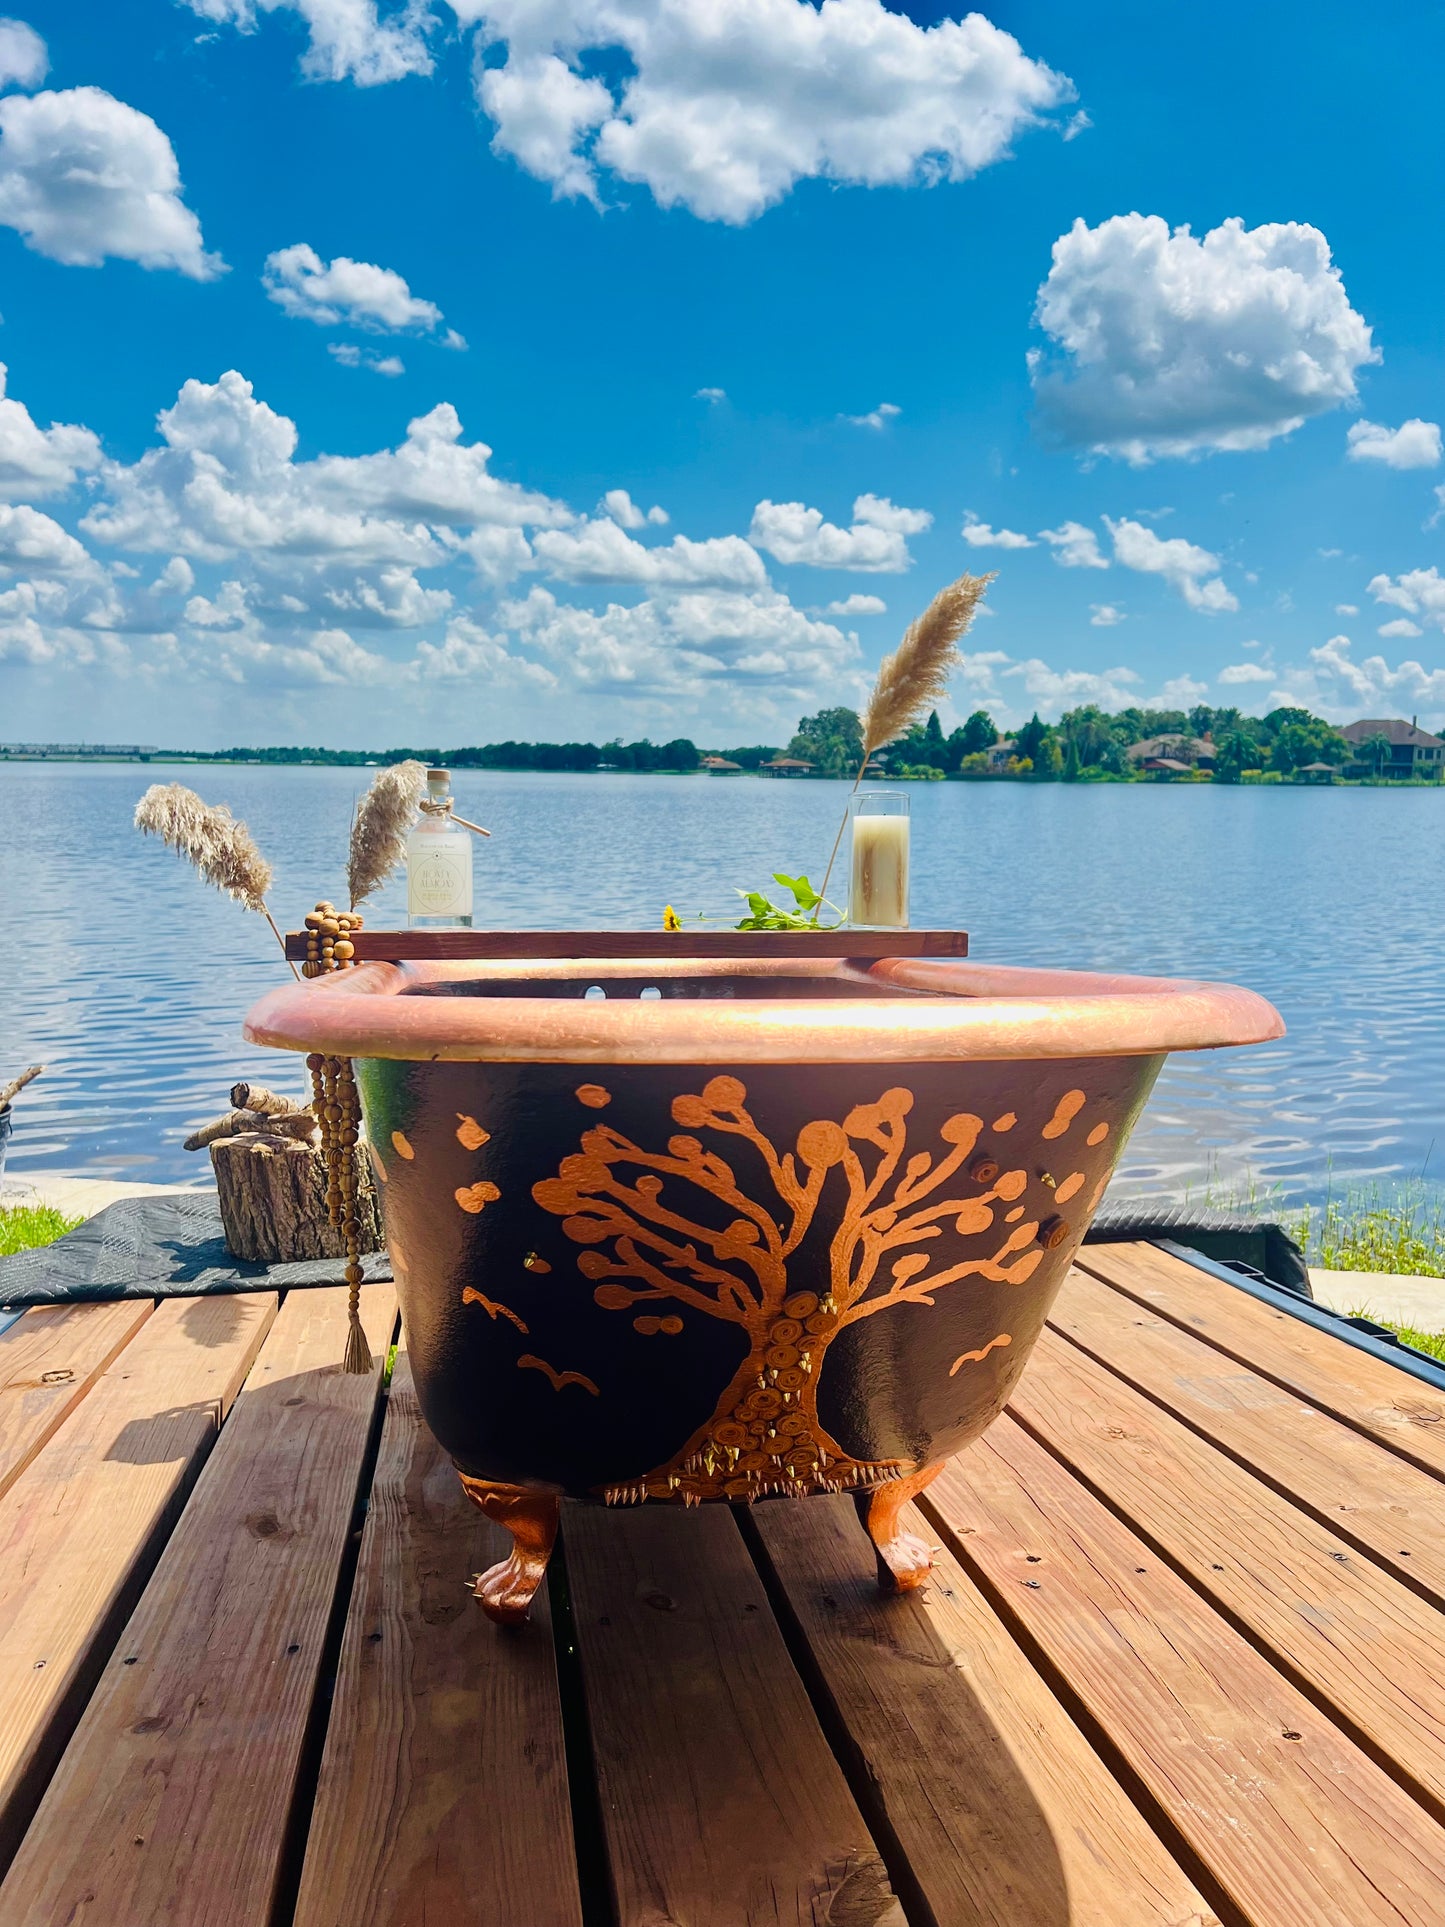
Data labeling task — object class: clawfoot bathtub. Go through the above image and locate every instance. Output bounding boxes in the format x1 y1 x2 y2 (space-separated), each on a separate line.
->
245 954 1282 1622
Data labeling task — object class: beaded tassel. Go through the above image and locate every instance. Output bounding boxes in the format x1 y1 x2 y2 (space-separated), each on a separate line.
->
304 900 373 1373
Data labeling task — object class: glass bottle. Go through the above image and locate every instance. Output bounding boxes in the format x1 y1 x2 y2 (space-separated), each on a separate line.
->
407 768 474 927
848 790 910 929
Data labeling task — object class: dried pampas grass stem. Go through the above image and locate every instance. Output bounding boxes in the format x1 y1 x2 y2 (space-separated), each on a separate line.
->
815 571 995 918
347 759 427 910
134 782 297 976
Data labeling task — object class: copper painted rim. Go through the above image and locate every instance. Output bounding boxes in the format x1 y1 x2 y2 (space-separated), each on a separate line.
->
242 955 1284 1065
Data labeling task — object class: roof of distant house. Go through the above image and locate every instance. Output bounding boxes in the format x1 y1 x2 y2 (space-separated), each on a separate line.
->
763 756 815 769
1146 756 1193 773
1298 762 1338 773
1126 735 1214 762
1339 718 1445 749
701 755 742 771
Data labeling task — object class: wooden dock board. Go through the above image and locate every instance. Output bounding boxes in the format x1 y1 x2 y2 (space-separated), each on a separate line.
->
926 1417 1445 1926
563 1501 903 1926
0 1286 394 1925
1076 1241 1445 1479
0 1242 1441 1925
749 1493 1215 1927
293 1354 583 1927
1050 1267 1445 1608
0 1292 275 1871
0 1298 153 1500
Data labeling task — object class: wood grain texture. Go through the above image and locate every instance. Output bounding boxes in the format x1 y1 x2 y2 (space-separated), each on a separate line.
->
1075 1242 1445 1480
563 1501 905 1927
0 1299 153 1499
0 1285 395 1927
1050 1267 1445 1610
926 1418 1445 1927
1012 1327 1445 1819
0 1292 276 1874
750 1494 1217 1927
293 1352 583 1927
284 928 969 961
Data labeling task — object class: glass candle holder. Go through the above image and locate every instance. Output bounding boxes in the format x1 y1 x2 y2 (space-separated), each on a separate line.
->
849 790 910 929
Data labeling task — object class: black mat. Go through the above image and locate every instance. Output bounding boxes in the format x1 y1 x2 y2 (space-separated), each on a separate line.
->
0 1194 393 1307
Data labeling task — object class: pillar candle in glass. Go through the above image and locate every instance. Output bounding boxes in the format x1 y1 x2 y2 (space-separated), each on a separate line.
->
849 790 910 928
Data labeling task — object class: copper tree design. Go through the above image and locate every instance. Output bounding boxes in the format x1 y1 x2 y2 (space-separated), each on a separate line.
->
532 1075 1043 1505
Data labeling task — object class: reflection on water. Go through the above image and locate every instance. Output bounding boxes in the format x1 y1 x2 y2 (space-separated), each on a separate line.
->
1 761 1441 1204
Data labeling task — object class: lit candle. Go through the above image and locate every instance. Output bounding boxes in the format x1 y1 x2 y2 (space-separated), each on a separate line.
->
849 791 910 928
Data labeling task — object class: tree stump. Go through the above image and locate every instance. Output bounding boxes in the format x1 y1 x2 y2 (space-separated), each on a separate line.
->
210 1132 385 1264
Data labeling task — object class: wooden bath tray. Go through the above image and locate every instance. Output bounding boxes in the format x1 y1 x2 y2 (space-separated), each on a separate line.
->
282 928 969 962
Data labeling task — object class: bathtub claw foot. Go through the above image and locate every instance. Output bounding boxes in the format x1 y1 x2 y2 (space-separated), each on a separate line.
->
857 1462 945 1593
458 1474 561 1625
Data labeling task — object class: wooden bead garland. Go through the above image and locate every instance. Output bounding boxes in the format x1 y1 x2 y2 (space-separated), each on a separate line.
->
304 900 373 1373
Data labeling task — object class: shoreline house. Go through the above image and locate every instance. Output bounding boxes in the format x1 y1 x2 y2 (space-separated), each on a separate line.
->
761 755 816 777
1340 717 1445 778
700 755 743 774
1126 733 1216 775
985 738 1017 772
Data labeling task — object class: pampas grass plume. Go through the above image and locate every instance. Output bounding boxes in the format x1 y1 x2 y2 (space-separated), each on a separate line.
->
861 571 996 756
347 759 427 910
135 783 274 912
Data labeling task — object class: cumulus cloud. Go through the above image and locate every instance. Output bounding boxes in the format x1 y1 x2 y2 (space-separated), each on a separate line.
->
1346 418 1442 470
0 17 47 89
749 493 930 571
264 243 452 336
184 0 433 85
1106 517 1238 612
1305 632 1445 716
600 488 667 528
0 86 223 276
1218 661 1272 684
470 0 1072 223
328 343 406 376
1378 618 1422 638
1368 567 1445 632
532 516 767 588
0 501 91 572
0 363 102 498
961 514 1033 549
1089 603 1124 626
409 613 558 686
1032 215 1376 462
695 386 726 403
1039 520 1106 568
823 592 885 616
843 402 900 430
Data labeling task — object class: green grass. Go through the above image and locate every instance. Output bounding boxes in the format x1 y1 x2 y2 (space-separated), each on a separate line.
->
1393 1324 1445 1362
1292 1182 1445 1278
0 1202 84 1256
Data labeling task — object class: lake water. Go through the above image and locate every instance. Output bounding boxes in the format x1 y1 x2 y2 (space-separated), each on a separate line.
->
2 760 1442 1205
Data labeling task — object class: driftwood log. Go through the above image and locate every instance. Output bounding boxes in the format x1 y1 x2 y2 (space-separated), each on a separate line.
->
210 1132 384 1264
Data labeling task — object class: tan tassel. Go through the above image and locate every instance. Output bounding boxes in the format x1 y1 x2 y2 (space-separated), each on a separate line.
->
342 1267 373 1375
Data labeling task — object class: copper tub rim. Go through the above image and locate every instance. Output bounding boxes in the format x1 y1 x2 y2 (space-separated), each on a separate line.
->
242 954 1284 1065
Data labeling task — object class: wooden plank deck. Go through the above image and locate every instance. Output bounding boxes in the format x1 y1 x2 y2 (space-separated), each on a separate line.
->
0 1244 1441 1925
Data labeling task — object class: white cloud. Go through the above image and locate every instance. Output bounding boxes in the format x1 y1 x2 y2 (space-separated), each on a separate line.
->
1368 567 1445 632
1032 215 1376 462
1106 517 1238 612
0 18 46 90
843 402 900 430
695 386 726 403
0 501 91 572
1335 603 1359 616
1005 657 1143 713
1218 661 1272 684
264 242 449 334
328 342 406 376
600 488 667 528
1039 520 1107 568
961 514 1033 549
1378 617 1423 638
823 592 885 616
532 516 767 588
1305 632 1445 717
0 363 101 498
409 614 557 687
0 87 223 276
462 0 1071 224
184 0 433 86
1345 418 1442 470
748 494 929 571
500 582 857 697
1089 603 1124 626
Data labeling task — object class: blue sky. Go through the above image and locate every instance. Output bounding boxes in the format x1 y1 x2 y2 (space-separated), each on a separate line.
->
0 0 1442 748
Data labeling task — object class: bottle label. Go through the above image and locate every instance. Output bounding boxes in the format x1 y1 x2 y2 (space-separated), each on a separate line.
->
408 846 472 916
